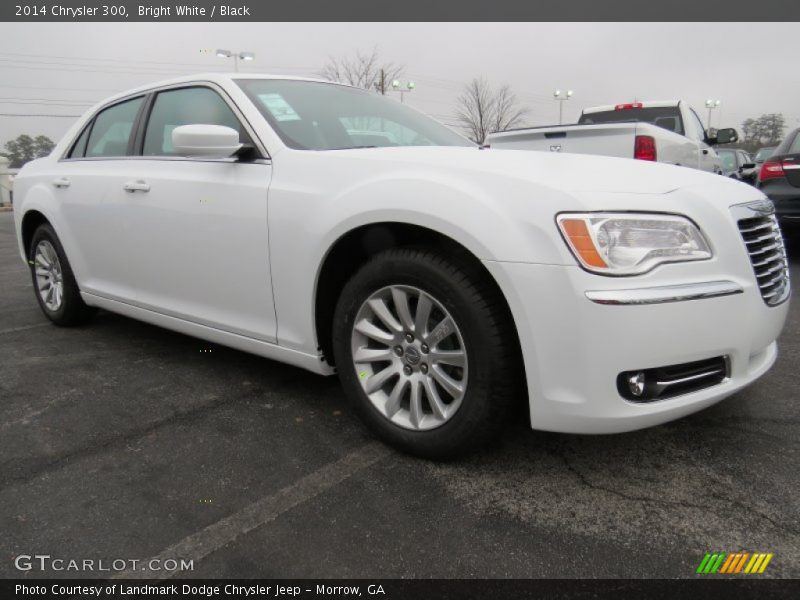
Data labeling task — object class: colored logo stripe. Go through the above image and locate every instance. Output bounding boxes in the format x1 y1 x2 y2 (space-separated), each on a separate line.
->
719 553 737 573
697 553 726 573
698 552 773 574
735 553 750 573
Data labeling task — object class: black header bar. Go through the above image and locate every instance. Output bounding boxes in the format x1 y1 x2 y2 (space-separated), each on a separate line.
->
3 578 799 600
2 0 799 22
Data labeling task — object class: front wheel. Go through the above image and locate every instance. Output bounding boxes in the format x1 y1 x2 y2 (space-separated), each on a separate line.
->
332 248 520 459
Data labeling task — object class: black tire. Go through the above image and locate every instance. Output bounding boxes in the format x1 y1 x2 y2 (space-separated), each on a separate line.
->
332 247 521 459
29 223 96 326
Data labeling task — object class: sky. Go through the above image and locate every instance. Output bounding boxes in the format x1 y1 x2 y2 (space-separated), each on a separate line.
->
0 22 798 147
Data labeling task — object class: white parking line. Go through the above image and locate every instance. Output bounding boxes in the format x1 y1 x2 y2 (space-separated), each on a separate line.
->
0 322 50 335
113 442 391 580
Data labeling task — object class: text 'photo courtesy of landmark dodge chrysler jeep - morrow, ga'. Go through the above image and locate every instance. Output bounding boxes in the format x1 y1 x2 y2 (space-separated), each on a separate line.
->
14 74 790 458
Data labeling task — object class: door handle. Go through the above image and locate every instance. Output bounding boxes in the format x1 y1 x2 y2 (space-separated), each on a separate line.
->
52 177 71 188
123 180 150 193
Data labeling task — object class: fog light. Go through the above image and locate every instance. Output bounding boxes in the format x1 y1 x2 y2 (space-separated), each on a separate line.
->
627 371 646 397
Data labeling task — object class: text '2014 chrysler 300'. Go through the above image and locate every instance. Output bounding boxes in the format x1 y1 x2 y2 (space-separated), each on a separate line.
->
14 74 790 458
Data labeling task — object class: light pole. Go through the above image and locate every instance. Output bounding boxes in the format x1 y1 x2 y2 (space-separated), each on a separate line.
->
390 79 415 103
554 89 573 125
215 49 255 72
705 99 721 130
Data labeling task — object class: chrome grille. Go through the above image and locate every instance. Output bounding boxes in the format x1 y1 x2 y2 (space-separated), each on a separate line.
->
737 213 790 306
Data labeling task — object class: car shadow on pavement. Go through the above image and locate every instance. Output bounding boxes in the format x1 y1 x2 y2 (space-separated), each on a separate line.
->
426 384 798 576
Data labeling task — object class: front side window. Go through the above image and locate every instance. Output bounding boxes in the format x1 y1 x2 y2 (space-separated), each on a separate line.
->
85 96 144 158
143 87 248 156
237 79 473 150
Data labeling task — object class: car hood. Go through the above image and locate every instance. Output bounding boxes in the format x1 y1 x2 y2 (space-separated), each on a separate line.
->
327 146 732 195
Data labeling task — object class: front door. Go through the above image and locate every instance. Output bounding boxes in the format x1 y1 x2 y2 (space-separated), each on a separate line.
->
119 85 277 342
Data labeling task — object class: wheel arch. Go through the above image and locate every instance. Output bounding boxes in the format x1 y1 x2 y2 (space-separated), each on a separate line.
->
313 222 525 395
20 209 51 259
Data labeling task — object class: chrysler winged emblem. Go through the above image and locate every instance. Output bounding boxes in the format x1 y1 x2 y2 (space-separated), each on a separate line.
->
744 198 775 215
549 144 562 152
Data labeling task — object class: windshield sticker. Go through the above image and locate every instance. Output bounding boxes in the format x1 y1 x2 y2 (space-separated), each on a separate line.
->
257 93 301 122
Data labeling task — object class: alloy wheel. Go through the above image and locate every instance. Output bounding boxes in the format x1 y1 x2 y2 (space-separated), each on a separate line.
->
350 285 468 431
34 240 64 312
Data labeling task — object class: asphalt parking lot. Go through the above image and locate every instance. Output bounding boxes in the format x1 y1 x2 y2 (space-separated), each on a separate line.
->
1 210 798 580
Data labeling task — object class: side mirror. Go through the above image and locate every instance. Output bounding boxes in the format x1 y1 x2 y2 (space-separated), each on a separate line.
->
708 127 738 146
172 124 242 158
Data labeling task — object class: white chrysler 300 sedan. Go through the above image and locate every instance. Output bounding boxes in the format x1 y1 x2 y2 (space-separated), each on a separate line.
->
14 74 790 458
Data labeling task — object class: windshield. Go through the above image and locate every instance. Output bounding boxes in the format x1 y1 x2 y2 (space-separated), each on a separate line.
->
578 106 684 135
754 147 776 163
236 79 473 151
717 149 737 171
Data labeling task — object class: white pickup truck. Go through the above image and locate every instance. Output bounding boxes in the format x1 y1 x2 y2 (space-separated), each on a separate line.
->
486 100 738 174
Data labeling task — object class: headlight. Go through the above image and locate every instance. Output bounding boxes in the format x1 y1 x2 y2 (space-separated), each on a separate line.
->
557 213 712 275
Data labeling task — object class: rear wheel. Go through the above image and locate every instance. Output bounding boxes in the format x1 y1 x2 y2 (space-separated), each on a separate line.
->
29 223 96 326
332 248 520 459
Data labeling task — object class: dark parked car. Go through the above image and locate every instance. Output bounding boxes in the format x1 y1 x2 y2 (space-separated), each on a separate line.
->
717 148 757 184
757 128 800 224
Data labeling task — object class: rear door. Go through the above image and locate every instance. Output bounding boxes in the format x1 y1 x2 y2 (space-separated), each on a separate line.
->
56 95 146 302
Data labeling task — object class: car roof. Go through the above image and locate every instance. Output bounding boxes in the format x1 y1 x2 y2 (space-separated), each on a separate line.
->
96 73 343 106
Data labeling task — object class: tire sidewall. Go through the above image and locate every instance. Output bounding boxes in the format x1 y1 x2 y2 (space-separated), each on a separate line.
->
29 224 81 324
333 250 504 458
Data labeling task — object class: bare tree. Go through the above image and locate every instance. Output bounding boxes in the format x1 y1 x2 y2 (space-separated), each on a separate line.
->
454 78 493 144
492 85 528 134
319 48 404 95
455 77 529 144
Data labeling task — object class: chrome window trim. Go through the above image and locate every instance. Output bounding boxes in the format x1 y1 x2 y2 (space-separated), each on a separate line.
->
59 80 271 162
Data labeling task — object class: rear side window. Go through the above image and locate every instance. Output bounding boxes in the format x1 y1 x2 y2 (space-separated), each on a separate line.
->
67 124 92 158
85 96 144 158
578 106 685 136
142 87 248 156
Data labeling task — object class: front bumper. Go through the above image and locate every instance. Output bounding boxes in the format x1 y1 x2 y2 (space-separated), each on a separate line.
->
483 259 789 434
